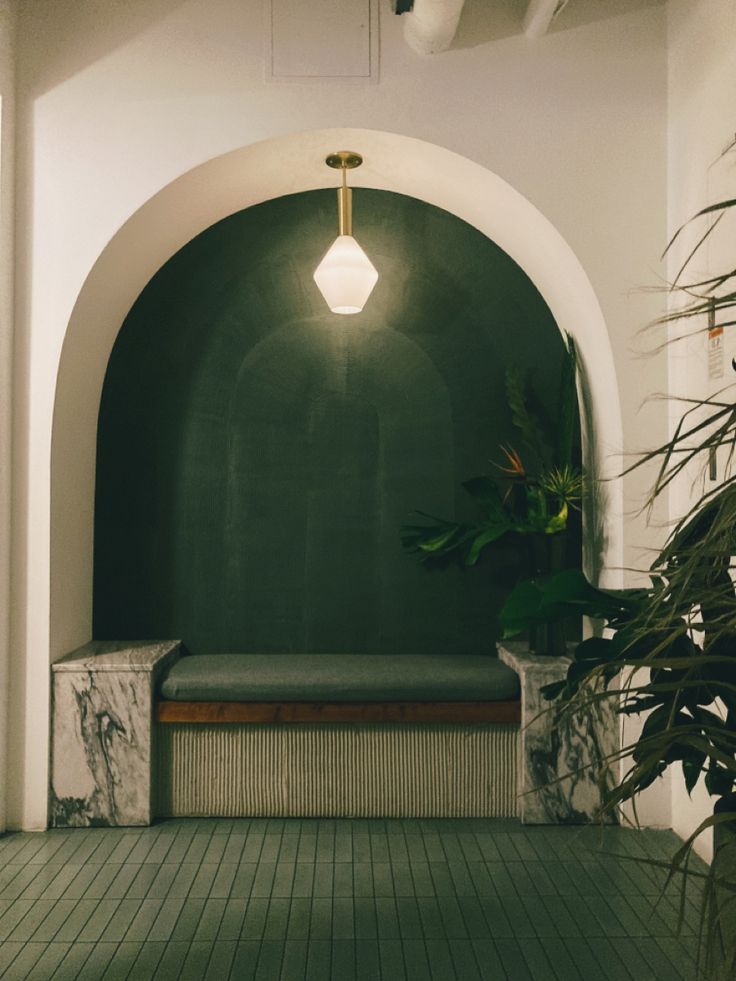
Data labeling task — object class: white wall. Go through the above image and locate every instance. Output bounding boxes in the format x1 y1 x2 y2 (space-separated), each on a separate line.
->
7 0 671 829
667 0 736 865
0 0 16 835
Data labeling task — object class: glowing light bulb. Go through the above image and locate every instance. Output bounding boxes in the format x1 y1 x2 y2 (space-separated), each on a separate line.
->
313 234 378 315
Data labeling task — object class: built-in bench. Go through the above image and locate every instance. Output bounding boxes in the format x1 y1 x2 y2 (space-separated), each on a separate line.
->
154 652 522 820
50 641 616 827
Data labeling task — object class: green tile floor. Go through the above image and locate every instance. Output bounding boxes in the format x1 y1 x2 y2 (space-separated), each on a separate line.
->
0 818 705 980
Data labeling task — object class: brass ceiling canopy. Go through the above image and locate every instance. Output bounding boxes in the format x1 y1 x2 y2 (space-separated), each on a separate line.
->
325 151 363 171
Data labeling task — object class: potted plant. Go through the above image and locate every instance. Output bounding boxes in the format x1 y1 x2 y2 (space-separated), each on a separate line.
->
400 334 583 655
499 197 736 979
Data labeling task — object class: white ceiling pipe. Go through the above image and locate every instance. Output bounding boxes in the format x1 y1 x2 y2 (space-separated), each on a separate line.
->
523 0 569 40
403 0 466 56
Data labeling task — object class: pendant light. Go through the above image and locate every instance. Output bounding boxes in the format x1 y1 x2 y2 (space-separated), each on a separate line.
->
313 151 378 315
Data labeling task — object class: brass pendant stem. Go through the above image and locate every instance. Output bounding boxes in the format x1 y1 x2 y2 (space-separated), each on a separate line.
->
337 182 352 236
326 151 361 236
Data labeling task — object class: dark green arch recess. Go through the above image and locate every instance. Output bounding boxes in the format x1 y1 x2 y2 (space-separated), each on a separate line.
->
93 189 578 655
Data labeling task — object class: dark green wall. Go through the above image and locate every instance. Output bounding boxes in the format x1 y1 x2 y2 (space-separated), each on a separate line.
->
94 189 578 654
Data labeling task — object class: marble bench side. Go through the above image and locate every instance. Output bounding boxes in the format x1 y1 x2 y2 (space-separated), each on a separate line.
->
498 643 618 824
50 640 181 827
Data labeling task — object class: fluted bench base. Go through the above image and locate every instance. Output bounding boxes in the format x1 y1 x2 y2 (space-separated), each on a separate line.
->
155 722 519 819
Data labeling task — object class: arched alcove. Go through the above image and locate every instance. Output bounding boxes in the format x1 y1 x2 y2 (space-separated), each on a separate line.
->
93 190 575 654
32 127 623 830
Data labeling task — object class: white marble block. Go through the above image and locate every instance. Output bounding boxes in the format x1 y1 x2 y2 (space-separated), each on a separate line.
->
498 643 618 824
50 640 181 827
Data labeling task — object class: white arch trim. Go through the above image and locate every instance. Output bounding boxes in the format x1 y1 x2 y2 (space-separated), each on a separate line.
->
45 128 624 829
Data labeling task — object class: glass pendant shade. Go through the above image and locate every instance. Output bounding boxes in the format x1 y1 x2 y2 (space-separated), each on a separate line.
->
313 234 378 315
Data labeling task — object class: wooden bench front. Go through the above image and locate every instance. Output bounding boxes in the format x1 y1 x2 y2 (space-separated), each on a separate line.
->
156 700 521 724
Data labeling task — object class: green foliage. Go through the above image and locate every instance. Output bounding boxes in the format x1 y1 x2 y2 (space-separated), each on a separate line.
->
499 569 640 639
505 365 553 466
660 197 736 338
497 196 736 979
555 334 579 468
400 336 582 571
501 561 736 802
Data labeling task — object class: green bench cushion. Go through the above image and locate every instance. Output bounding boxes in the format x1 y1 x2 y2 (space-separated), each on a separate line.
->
159 654 520 703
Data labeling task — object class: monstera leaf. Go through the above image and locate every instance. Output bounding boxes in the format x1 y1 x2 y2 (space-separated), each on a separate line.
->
498 568 640 638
